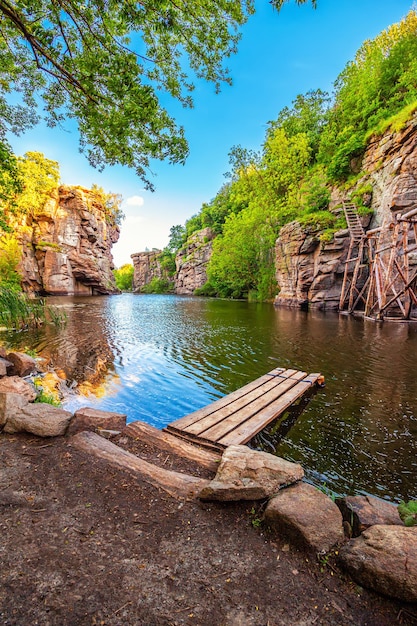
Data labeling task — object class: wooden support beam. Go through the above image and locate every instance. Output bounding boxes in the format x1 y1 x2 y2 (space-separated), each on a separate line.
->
70 431 209 499
123 420 221 471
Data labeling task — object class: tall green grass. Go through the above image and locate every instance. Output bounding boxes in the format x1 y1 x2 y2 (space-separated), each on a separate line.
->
0 287 66 330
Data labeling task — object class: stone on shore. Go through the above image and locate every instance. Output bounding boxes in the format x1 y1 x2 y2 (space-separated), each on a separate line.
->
66 407 127 436
0 357 13 378
0 376 37 402
336 495 404 537
0 392 29 427
6 352 37 377
198 445 304 501
339 525 417 602
265 482 344 553
3 403 73 437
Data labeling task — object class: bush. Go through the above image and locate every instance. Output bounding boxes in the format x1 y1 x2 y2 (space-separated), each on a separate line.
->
142 278 172 294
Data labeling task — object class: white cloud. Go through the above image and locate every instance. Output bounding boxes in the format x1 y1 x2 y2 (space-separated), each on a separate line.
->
125 195 145 207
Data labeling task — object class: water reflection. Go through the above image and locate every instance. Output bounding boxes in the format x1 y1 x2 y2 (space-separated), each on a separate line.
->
1 293 416 502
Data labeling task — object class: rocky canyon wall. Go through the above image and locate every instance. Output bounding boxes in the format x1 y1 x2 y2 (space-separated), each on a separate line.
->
175 228 214 295
131 227 214 295
275 115 417 310
18 185 119 296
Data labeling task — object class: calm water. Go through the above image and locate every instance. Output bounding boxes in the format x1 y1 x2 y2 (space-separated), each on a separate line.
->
2 293 417 502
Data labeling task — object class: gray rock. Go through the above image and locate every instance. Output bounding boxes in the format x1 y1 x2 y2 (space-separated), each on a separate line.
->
66 407 127 436
0 376 37 402
339 525 417 602
6 351 37 377
198 445 304 501
265 482 344 553
3 403 73 437
0 392 29 427
0 357 13 378
336 495 403 537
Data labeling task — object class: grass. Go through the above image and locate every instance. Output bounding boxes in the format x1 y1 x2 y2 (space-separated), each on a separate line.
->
0 286 66 330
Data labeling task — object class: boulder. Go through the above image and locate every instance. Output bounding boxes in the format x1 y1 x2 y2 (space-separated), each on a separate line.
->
265 482 345 553
0 392 29 427
6 352 37 377
0 376 37 402
3 403 73 437
0 346 7 359
336 495 404 537
198 445 304 501
66 407 127 436
0 357 13 377
339 525 417 602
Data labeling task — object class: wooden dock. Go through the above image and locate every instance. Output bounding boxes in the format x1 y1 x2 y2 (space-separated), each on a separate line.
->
165 368 322 451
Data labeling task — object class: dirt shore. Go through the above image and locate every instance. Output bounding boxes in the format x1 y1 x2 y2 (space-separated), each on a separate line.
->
1 432 416 626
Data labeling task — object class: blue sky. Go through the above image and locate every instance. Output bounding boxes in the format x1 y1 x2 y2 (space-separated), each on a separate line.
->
8 0 415 267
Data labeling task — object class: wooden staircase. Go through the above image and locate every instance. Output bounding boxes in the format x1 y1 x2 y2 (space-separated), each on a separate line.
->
339 202 368 313
343 202 365 241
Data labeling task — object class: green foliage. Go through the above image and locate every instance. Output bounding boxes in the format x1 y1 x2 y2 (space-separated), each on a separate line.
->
91 185 124 226
0 0 254 188
142 277 172 294
113 264 134 291
207 203 278 300
167 225 186 253
193 281 218 297
398 501 417 527
0 287 65 330
12 152 60 216
0 234 22 290
318 11 417 180
34 390 62 407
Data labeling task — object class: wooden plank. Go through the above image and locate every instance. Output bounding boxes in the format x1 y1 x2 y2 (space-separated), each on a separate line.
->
123 420 221 471
182 370 306 437
218 374 321 446
197 372 308 441
70 431 209 500
167 367 287 431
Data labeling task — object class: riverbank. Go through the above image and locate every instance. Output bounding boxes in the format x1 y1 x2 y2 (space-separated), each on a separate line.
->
1 432 415 626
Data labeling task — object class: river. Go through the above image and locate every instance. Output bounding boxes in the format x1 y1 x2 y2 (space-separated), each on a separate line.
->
1 293 416 503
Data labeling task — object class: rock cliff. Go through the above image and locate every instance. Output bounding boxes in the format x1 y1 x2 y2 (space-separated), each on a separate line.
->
275 115 417 309
131 250 169 293
175 228 215 295
131 227 215 295
18 185 119 296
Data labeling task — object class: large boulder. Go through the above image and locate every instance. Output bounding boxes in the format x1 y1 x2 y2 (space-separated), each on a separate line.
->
336 495 403 537
3 403 73 437
0 376 37 402
67 407 127 436
265 482 345 553
339 525 417 602
6 352 37 377
0 392 29 427
0 357 13 378
198 445 304 501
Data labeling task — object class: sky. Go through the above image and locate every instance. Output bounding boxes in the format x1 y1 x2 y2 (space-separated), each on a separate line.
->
7 0 416 267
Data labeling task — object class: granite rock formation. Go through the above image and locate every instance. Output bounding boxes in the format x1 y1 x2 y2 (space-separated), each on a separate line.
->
131 250 170 293
131 227 215 295
18 185 119 296
175 227 215 295
275 115 417 309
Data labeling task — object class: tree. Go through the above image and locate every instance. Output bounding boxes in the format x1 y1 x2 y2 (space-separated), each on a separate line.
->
0 0 255 189
270 0 316 10
113 264 134 291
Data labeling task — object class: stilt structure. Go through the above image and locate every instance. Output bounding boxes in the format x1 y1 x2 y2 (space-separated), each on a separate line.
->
364 208 417 320
339 203 417 321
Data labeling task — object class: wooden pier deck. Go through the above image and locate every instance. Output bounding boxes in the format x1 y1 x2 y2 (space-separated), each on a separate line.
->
165 368 322 451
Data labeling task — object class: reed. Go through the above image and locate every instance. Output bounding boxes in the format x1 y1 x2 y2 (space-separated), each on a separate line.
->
0 287 66 330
